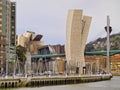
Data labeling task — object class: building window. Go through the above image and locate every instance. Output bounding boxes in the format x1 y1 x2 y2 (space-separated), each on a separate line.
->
0 55 3 59
12 31 15 34
0 36 3 40
12 10 15 12
0 51 3 54
3 45 5 48
1 45 3 48
12 4 15 6
12 26 15 29
12 36 15 39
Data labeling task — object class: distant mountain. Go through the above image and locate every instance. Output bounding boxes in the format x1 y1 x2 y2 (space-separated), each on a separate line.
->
85 32 120 52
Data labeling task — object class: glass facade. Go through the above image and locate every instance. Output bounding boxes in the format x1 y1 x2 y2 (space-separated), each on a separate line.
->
11 2 16 46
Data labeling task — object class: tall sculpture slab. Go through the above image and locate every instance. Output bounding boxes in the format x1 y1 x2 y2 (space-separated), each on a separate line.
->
65 10 92 74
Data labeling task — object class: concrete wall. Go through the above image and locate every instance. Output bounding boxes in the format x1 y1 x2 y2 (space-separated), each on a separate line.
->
65 9 92 74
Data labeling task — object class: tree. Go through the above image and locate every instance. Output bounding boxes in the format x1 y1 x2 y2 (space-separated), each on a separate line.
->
16 45 27 74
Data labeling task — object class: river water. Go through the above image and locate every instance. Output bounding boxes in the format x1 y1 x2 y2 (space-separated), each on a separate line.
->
1 76 120 90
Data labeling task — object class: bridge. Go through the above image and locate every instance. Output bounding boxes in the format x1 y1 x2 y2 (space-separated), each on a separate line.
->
31 50 120 59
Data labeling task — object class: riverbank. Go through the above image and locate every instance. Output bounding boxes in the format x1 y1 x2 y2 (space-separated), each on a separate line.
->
112 72 120 76
0 74 112 88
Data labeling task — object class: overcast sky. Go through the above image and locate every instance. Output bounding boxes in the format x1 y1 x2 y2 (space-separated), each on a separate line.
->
12 0 120 45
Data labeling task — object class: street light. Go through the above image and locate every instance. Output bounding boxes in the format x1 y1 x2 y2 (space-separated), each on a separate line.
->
104 16 112 74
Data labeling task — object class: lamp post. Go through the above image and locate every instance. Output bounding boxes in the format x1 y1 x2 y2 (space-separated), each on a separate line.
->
5 44 9 78
104 16 112 74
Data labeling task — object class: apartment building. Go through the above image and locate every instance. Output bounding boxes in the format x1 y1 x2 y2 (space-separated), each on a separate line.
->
0 0 16 73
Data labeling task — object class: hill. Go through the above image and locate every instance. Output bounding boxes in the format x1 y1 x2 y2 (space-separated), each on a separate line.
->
85 32 120 52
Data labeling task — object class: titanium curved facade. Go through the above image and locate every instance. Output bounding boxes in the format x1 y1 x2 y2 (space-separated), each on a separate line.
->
65 10 92 74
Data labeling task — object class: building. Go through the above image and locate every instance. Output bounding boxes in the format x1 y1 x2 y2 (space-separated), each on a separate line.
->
52 44 65 54
85 54 120 75
17 31 45 74
31 45 65 74
85 55 106 74
0 0 16 74
65 9 92 74
17 31 45 75
17 31 44 54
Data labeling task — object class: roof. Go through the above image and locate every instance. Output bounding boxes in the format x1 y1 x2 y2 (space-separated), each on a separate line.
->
33 34 43 41
85 50 120 56
31 53 65 58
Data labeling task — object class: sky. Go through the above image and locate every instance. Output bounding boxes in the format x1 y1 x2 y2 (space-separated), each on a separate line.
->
12 0 120 45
